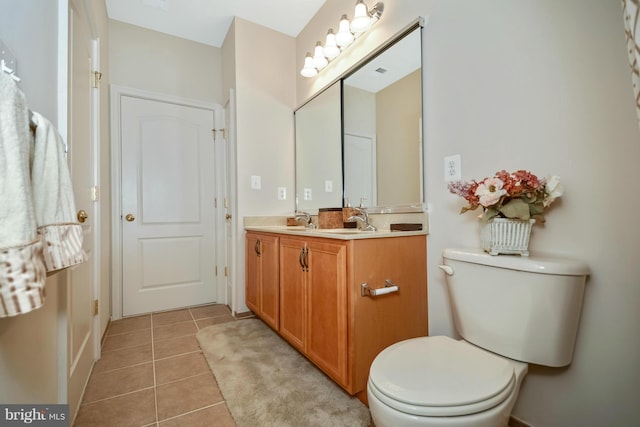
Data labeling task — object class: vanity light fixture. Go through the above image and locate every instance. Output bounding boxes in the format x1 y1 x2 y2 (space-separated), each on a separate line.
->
335 15 355 47
300 52 318 77
350 0 372 33
300 1 384 78
323 29 341 60
312 41 329 69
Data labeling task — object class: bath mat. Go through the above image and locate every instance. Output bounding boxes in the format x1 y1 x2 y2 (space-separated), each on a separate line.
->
196 318 371 427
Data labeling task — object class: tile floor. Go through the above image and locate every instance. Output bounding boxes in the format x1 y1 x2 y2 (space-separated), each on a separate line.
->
73 304 239 427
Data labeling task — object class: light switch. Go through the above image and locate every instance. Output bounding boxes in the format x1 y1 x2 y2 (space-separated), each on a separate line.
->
251 175 261 190
325 180 333 192
277 187 286 200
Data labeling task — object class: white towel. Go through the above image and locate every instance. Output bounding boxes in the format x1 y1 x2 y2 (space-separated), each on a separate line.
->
31 112 87 272
0 72 47 317
0 73 87 317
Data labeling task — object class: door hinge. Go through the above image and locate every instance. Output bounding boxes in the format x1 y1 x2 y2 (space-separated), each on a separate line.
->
224 266 228 277
93 299 99 315
211 128 226 141
91 71 102 88
215 266 218 276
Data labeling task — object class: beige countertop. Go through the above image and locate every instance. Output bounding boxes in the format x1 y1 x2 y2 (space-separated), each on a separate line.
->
244 225 427 240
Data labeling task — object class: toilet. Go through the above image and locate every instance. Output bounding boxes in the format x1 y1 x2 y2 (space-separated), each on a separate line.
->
367 248 589 427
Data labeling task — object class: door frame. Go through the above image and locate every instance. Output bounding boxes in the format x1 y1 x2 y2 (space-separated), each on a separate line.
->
110 85 224 320
224 88 237 313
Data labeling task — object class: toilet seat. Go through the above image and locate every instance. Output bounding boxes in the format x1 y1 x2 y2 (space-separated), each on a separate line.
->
368 336 516 417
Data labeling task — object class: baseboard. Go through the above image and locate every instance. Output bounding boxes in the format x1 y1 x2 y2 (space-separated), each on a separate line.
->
234 310 255 319
510 415 534 427
100 318 111 345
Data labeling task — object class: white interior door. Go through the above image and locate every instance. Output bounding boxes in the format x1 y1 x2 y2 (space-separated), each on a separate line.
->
121 96 216 316
344 133 376 207
67 0 97 416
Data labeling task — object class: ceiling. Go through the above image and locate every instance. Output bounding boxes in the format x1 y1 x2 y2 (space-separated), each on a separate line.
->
105 0 327 47
344 28 421 94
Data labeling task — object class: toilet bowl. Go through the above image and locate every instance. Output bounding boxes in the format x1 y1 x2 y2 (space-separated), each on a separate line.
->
367 248 589 427
367 336 528 427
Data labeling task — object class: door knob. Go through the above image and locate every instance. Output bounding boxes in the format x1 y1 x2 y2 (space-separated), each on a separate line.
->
77 209 88 223
225 213 232 220
125 213 136 222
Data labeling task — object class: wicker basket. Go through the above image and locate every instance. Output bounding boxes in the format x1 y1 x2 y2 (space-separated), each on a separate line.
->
481 218 535 256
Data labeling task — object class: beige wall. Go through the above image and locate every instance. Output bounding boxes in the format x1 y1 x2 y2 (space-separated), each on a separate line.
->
109 20 222 103
299 0 640 426
221 19 236 107
230 18 297 313
344 85 376 137
376 70 421 205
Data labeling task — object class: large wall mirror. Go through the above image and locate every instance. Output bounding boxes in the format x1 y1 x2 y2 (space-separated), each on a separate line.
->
295 82 343 212
295 20 424 213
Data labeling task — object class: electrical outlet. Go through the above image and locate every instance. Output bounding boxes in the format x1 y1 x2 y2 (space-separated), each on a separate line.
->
304 188 312 201
277 187 286 200
444 155 461 181
325 180 333 192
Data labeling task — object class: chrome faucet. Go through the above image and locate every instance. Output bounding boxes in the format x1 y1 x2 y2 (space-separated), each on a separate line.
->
295 211 316 229
348 207 377 231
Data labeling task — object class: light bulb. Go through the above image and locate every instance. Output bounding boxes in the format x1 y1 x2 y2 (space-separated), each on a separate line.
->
300 53 317 77
312 42 328 69
323 29 340 60
335 14 354 47
350 0 371 33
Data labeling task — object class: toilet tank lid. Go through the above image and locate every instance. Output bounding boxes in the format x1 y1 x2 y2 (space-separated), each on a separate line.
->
443 248 590 276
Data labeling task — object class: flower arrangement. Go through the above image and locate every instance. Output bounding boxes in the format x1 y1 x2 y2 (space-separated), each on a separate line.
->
448 170 563 223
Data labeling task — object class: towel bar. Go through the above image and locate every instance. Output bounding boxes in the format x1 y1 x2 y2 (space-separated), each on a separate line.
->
361 279 399 297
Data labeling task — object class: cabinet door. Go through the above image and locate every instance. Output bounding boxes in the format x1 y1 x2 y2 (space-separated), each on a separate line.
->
306 238 349 387
258 234 279 330
279 237 307 352
245 233 260 314
351 235 428 394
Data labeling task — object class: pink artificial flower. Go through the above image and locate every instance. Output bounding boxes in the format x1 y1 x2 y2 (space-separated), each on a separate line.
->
474 178 507 207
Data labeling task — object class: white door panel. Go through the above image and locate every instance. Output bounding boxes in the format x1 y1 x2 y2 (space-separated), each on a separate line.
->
67 0 97 417
121 96 216 316
344 133 376 207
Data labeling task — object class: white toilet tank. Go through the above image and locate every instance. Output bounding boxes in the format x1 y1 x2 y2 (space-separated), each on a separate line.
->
441 248 589 367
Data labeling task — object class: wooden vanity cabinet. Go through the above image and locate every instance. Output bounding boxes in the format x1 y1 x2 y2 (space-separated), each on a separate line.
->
246 230 428 402
279 236 349 388
245 232 279 330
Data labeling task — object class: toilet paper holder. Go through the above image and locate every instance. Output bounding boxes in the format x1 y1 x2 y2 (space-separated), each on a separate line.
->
361 279 400 297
